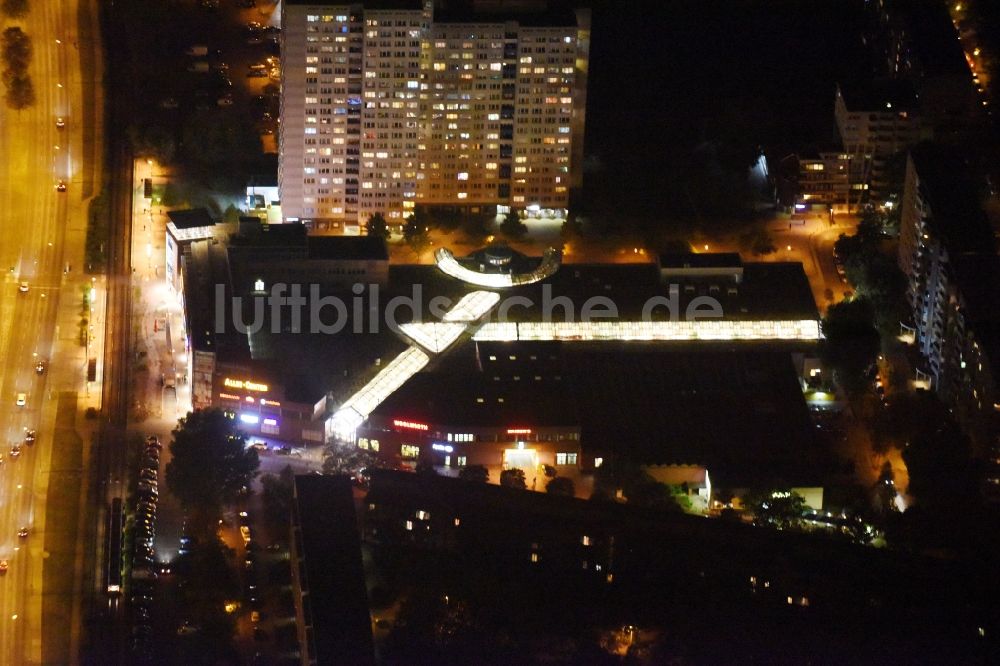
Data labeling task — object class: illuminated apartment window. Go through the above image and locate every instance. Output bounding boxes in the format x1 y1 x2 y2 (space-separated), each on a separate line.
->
581 535 591 546
530 552 539 563
594 457 604 468
454 517 461 526
405 520 413 531
415 510 430 520
457 172 468 180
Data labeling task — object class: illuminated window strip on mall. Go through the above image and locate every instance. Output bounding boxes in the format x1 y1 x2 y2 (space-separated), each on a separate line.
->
329 346 430 441
398 323 468 353
167 222 215 242
434 247 562 288
472 319 823 342
332 292 501 439
398 290 500 353
442 291 501 322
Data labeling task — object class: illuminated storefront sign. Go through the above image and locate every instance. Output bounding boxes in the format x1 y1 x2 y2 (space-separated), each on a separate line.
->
432 443 454 453
393 419 429 431
218 393 241 401
224 378 269 392
506 428 532 435
263 418 278 426
239 413 260 425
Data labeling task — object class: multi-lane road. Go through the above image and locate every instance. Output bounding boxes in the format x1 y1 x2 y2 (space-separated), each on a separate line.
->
0 0 99 662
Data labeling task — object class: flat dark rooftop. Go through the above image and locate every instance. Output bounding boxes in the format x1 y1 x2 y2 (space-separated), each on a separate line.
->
910 142 996 255
307 235 388 261
372 345 825 488
183 240 233 352
837 78 918 112
292 475 374 666
484 261 819 323
167 208 215 230
659 252 742 269
228 222 307 248
285 0 418 7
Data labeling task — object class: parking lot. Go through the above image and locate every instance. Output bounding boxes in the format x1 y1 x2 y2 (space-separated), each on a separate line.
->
149 0 281 160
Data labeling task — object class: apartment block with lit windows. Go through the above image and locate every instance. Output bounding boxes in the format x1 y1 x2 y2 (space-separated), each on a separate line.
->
280 0 590 231
359 5 429 223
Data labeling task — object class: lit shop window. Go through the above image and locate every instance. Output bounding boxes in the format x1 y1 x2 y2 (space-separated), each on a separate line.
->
401 444 420 459
457 456 467 467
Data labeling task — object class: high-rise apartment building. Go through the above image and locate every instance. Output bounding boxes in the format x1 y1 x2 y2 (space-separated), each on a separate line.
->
833 82 928 205
279 1 590 232
897 142 999 456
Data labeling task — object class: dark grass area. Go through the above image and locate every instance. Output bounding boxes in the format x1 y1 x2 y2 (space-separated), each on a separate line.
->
41 392 84 664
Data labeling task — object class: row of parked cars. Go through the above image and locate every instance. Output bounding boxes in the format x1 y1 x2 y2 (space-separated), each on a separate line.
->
131 436 162 659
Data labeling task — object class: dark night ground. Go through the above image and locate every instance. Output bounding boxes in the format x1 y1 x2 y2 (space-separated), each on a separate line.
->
578 0 869 225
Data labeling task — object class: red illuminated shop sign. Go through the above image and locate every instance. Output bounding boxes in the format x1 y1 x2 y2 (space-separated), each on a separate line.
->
393 419 429 431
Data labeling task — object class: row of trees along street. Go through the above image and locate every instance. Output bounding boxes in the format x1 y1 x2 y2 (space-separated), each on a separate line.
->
165 409 260 662
1 25 35 110
823 207 907 400
820 209 1000 559
364 207 529 253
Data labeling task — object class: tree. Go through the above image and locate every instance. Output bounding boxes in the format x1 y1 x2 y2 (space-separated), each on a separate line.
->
542 464 557 478
129 122 177 164
743 489 806 530
546 476 575 496
173 537 240 664
222 203 241 224
870 390 952 454
1 0 29 19
499 468 527 489
820 297 880 396
260 464 295 533
499 210 527 241
902 417 976 508
2 27 32 71
560 214 583 243
366 212 390 241
160 180 184 207
3 73 33 110
403 208 430 254
458 464 489 483
739 228 776 256
166 410 259 533
322 440 375 476
461 212 492 244
874 461 898 516
594 458 683 511
852 254 907 335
